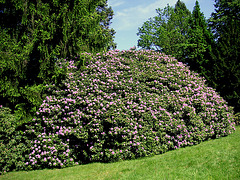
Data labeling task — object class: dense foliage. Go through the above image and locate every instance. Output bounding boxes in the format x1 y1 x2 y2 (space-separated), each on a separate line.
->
234 113 240 126
209 0 240 112
0 106 27 173
0 0 238 175
0 0 116 122
186 1 215 79
137 0 215 85
137 0 191 62
1 49 235 174
137 0 240 113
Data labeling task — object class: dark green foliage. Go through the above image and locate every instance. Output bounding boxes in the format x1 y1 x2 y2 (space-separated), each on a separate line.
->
0 106 27 174
234 113 240 126
209 0 240 112
0 29 26 109
0 0 116 122
0 106 16 142
185 1 215 83
137 0 240 112
137 0 215 74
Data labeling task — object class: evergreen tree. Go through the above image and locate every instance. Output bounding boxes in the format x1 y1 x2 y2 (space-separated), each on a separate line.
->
186 0 215 82
0 0 116 122
209 0 240 112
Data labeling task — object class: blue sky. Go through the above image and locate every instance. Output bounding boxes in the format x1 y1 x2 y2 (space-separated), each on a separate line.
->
108 0 215 50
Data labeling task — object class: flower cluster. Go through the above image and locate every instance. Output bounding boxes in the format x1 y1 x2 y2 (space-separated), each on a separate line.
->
25 49 235 169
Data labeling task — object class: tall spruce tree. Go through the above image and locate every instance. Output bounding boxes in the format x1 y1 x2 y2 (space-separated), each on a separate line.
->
0 0 116 122
209 0 240 112
186 0 215 82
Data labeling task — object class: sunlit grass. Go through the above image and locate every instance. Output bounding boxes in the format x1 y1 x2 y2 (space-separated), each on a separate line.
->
2 126 239 180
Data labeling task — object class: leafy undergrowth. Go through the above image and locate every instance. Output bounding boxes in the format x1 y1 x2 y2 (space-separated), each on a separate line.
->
1 126 239 180
0 49 236 173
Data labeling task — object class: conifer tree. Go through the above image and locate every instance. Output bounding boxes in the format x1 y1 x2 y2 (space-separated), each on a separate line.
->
186 0 215 82
209 0 240 112
0 0 116 121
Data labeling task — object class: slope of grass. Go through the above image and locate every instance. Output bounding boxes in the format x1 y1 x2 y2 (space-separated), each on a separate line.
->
2 126 239 180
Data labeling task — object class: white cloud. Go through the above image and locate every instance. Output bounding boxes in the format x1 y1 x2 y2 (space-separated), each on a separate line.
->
111 0 177 31
108 0 125 8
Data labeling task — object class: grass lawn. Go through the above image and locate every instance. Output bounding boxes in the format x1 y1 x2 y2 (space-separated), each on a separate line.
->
1 126 240 180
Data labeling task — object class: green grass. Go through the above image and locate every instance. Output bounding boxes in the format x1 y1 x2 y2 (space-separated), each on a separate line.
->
2 126 240 180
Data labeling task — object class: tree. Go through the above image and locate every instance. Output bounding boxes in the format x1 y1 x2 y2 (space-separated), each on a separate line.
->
170 0 192 61
185 1 215 82
137 0 191 61
209 0 240 112
137 1 218 85
0 0 116 122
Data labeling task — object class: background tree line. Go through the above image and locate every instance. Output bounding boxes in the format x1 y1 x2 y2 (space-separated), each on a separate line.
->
0 0 239 126
0 0 116 124
137 0 240 113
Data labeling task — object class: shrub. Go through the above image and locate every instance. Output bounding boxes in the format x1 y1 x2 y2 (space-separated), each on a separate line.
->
234 112 240 126
0 106 26 174
22 49 235 170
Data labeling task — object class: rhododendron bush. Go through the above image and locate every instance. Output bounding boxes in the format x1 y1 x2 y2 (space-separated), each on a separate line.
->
1 49 236 172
